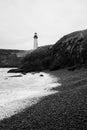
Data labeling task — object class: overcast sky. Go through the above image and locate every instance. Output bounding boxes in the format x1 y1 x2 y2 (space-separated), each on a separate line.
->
0 0 87 50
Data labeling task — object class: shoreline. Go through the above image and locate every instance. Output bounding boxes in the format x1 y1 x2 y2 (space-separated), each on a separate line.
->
0 68 87 129
0 70 59 120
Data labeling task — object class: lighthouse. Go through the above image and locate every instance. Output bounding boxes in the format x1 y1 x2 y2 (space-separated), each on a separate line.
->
33 33 38 49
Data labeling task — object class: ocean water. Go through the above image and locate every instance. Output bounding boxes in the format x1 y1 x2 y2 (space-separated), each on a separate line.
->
0 68 60 120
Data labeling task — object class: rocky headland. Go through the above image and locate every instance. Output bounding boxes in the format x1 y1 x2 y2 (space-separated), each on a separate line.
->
8 29 87 73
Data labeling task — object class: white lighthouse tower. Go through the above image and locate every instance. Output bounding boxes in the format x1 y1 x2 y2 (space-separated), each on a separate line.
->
33 32 38 49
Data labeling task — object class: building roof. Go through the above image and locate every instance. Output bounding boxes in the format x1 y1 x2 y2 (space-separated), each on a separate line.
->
34 33 38 38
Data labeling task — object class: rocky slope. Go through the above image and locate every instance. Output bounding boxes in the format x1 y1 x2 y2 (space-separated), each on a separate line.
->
20 45 52 72
50 29 87 70
8 29 87 73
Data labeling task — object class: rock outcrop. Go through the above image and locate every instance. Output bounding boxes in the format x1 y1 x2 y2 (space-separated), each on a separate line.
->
0 49 28 67
50 29 87 70
20 45 52 72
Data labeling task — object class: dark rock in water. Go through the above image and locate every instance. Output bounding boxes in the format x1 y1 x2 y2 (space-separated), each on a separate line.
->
9 75 22 77
8 68 22 73
40 74 44 77
21 72 26 75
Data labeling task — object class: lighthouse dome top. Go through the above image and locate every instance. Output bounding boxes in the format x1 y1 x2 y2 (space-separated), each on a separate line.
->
34 32 38 38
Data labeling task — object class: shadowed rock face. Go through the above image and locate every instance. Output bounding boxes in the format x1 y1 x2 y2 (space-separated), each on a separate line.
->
8 29 87 73
50 29 87 70
0 49 28 67
19 45 52 72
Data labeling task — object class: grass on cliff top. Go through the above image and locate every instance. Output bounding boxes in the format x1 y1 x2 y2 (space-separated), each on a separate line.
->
0 68 87 130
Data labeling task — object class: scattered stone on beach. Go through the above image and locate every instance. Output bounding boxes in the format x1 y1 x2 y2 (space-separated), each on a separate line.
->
40 74 44 77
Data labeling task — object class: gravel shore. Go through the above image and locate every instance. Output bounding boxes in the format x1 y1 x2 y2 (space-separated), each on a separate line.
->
0 68 87 130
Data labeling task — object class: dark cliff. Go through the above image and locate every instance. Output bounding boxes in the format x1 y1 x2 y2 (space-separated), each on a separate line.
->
20 45 52 72
50 29 87 70
0 49 28 67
